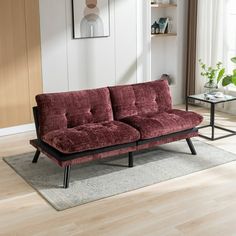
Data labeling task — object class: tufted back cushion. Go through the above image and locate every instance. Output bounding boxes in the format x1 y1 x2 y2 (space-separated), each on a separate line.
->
109 80 172 120
36 88 113 137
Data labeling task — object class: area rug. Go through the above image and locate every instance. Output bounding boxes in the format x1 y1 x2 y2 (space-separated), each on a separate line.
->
3 139 236 211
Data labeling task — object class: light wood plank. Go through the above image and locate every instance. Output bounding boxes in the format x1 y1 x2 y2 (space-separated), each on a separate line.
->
24 0 43 120
0 0 42 128
0 0 31 128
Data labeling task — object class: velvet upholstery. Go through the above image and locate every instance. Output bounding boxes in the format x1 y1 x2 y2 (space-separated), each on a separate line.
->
121 109 203 139
32 80 203 171
31 132 198 168
136 131 199 151
30 139 136 167
109 80 172 120
36 88 113 137
42 121 140 154
60 146 136 167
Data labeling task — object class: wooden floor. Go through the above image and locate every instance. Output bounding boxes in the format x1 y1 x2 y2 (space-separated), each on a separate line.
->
1 105 236 236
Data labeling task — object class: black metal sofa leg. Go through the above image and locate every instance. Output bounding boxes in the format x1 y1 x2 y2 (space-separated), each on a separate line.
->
32 150 41 163
128 152 134 167
63 165 71 189
186 138 197 155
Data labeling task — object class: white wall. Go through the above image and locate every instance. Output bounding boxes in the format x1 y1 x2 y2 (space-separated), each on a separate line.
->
39 0 188 104
39 0 150 93
150 0 188 105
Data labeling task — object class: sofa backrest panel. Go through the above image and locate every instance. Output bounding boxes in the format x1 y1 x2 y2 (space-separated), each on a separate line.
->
36 88 113 137
109 80 172 120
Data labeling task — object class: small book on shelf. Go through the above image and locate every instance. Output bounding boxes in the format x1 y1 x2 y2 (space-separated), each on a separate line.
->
158 17 169 34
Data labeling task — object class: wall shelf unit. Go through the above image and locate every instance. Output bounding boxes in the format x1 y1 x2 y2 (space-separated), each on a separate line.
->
151 1 177 37
150 0 187 105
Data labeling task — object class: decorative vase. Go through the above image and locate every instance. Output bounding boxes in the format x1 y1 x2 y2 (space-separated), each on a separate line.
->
204 80 218 95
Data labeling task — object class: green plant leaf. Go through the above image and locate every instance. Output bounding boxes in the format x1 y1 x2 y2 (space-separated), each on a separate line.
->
232 75 236 86
231 57 236 64
233 69 236 75
217 68 225 83
222 76 232 87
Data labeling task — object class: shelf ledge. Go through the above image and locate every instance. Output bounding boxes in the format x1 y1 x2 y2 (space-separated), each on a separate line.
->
151 33 177 37
151 3 177 8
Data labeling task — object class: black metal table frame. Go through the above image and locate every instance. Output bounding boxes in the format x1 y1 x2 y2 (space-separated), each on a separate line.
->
186 96 236 141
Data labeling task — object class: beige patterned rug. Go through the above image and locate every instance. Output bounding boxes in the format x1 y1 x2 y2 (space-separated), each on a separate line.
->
3 139 236 211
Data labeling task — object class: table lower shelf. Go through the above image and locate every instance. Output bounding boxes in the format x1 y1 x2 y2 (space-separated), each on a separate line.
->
198 124 236 141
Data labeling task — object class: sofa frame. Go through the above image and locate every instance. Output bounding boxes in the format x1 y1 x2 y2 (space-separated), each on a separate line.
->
30 106 197 188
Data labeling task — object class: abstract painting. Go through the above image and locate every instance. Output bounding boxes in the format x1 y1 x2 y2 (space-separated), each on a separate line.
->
72 0 110 39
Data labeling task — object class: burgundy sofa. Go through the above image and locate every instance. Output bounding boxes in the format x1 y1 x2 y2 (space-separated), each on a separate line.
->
30 80 203 188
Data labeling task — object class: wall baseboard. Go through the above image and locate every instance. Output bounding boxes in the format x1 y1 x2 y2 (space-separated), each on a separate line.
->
0 124 35 137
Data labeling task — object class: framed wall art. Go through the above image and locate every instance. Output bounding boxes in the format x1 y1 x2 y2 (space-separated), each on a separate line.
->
72 0 110 39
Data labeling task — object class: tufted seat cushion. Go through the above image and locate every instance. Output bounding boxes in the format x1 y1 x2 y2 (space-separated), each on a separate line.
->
121 109 203 140
42 121 140 154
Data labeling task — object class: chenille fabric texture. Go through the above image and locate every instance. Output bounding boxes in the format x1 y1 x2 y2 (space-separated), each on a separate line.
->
36 88 114 137
35 80 203 161
121 110 202 139
42 121 140 154
30 140 137 167
109 80 203 139
109 80 172 120
36 88 140 154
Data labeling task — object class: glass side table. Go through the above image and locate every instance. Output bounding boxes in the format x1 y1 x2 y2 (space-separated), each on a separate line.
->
186 94 236 141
